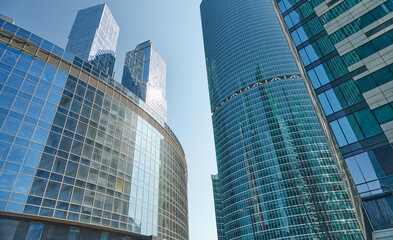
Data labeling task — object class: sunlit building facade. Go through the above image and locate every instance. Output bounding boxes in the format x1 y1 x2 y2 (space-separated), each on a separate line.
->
0 20 188 240
121 41 167 121
273 0 393 238
201 0 365 239
66 4 119 77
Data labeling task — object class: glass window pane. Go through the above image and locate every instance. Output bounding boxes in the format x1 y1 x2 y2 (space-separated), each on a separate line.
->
373 104 393 124
13 174 34 194
325 89 343 112
307 69 321 88
68 228 80 240
338 117 358 144
0 170 17 191
305 44 319 62
353 108 382 138
314 64 329 85
26 223 43 240
355 152 379 182
345 156 365 184
339 80 363 105
318 93 333 115
356 75 376 93
330 120 348 146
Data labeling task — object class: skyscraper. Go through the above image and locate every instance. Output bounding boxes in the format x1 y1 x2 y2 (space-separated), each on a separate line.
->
66 4 119 77
273 0 393 238
122 41 167 121
201 0 365 239
0 18 188 240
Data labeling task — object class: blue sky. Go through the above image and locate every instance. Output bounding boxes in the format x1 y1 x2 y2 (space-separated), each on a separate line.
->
1 0 218 239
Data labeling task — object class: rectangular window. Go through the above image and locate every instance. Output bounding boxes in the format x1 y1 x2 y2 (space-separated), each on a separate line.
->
68 228 80 240
318 93 333 115
26 223 44 240
330 121 348 146
373 104 393 124
353 108 382 138
115 177 124 192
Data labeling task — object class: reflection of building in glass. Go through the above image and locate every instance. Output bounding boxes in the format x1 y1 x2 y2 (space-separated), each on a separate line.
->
66 4 119 77
273 0 393 238
0 20 188 240
122 41 167 121
200 0 365 239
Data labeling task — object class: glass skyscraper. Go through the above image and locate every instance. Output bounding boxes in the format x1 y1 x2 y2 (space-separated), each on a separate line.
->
273 0 393 238
201 0 365 239
121 41 167 122
0 19 188 240
66 4 119 77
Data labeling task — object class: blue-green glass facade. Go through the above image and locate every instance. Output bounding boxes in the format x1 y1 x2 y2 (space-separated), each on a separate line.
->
66 4 119 77
274 0 393 236
211 174 225 240
201 0 364 239
0 20 188 240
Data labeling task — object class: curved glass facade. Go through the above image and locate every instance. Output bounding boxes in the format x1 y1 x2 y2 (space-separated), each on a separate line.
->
0 20 188 240
201 0 364 239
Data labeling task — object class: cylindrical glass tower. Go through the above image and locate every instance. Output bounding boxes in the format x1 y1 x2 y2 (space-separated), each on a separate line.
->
200 0 364 239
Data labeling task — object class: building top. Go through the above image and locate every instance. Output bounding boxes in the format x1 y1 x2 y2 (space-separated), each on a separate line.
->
0 14 15 24
66 3 119 60
0 19 184 158
121 40 167 121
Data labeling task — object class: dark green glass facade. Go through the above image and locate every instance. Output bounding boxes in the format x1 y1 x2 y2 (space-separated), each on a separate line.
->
274 0 393 237
201 0 364 239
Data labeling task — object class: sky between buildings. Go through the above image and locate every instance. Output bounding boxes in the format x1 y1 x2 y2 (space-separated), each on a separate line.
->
0 0 218 239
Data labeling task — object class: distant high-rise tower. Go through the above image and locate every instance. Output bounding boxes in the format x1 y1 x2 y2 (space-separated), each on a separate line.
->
201 0 365 239
66 4 119 76
122 40 167 121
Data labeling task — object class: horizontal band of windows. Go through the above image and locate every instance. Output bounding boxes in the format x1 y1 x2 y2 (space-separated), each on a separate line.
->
325 101 368 122
340 133 389 159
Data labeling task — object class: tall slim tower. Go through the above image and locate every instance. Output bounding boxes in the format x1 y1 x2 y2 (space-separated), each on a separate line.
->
121 41 167 121
66 4 119 76
273 0 393 238
200 0 365 239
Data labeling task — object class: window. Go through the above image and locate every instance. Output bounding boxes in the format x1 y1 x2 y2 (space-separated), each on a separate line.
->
68 228 80 240
318 93 333 115
115 177 124 192
338 117 357 144
325 89 343 112
100 233 109 240
356 75 376 93
26 223 44 240
373 104 393 124
330 121 347 146
353 108 382 138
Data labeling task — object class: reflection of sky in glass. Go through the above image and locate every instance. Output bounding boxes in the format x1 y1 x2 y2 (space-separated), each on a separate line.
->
66 4 119 75
346 152 382 197
122 41 167 121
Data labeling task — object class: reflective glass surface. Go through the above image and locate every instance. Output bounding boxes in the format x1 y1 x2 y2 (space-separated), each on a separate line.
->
0 21 188 240
65 4 119 76
121 41 167 121
276 0 393 232
201 0 364 239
